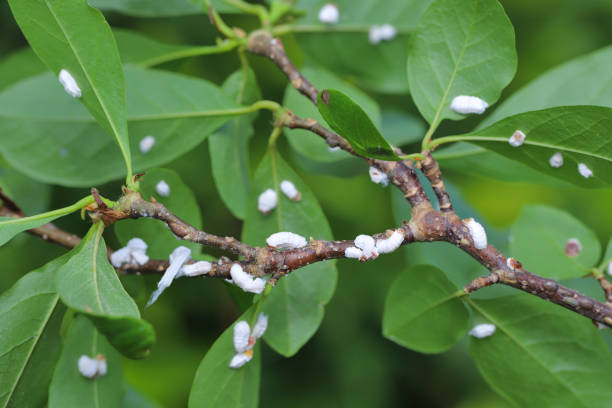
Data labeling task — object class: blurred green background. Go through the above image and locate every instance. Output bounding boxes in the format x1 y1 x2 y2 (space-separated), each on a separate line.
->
1 0 612 407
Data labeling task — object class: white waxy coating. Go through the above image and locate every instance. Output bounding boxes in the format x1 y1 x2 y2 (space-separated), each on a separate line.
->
230 264 266 294
146 246 191 307
96 356 107 376
368 24 397 44
375 230 404 254
608 261 612 277
464 218 487 250
110 238 149 267
258 189 278 214
369 166 388 187
344 247 363 259
549 152 563 168
59 69 82 98
354 234 377 259
156 180 171 197
450 95 488 115
78 355 107 379
508 130 526 147
328 146 341 152
266 231 307 249
233 321 251 353
469 323 496 338
229 352 252 369
578 163 593 178
181 261 212 277
252 313 268 339
280 180 301 201
318 3 339 24
139 135 155 154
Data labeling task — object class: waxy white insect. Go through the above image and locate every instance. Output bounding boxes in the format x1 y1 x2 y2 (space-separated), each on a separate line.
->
344 246 363 260
508 130 526 147
578 163 593 178
230 264 266 294
469 323 496 338
230 314 268 369
280 180 301 201
565 238 582 257
78 354 107 379
549 152 563 168
147 246 191 307
258 189 278 214
58 69 82 98
156 180 171 197
266 231 308 249
607 261 612 277
139 135 155 154
181 261 212 277
368 24 397 44
450 95 488 115
506 257 521 271
354 234 377 259
328 146 341 152
318 3 339 25
369 166 389 187
375 230 404 254
463 218 487 250
110 238 150 267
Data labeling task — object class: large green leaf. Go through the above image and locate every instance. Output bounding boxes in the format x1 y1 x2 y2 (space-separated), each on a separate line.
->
0 67 238 187
113 29 194 68
56 222 155 358
89 0 237 16
457 106 612 188
49 316 124 408
0 263 66 408
188 310 260 408
407 0 516 124
383 265 469 353
0 48 45 92
0 165 51 215
509 205 600 280
242 151 337 356
482 45 612 127
209 69 261 220
470 294 612 408
283 65 379 164
115 168 202 257
8 0 132 179
318 89 399 160
290 0 434 93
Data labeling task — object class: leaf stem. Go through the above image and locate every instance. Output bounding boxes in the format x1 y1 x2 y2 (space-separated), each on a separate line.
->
128 99 281 121
0 196 95 226
399 153 425 161
221 0 269 25
138 40 240 68
250 283 273 327
267 125 283 148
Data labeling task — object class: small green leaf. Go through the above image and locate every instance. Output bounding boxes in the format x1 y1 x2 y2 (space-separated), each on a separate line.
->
209 69 261 219
291 0 434 93
283 65 379 165
0 196 93 247
57 223 155 358
49 316 124 408
383 265 469 353
89 0 238 17
458 106 612 188
407 0 516 124
188 311 260 408
318 89 398 160
242 151 337 356
0 262 66 408
115 168 202 257
509 205 600 280
8 0 132 180
0 67 238 187
470 294 612 407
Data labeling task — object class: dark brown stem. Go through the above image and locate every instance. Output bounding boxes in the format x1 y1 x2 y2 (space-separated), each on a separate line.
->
595 274 612 304
420 151 453 213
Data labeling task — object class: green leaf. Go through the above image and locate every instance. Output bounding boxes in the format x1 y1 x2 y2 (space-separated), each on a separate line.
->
89 0 237 16
0 67 238 187
509 205 600 280
380 109 426 147
457 106 612 188
8 0 132 180
318 89 398 160
0 262 66 408
113 29 194 68
0 196 93 247
470 294 612 408
0 165 51 215
209 69 261 220
49 316 124 408
57 222 155 358
407 0 516 124
481 44 612 127
291 0 434 93
123 386 163 408
188 311 260 408
242 151 337 356
115 168 202 257
382 265 469 353
283 65 379 164
0 48 45 92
